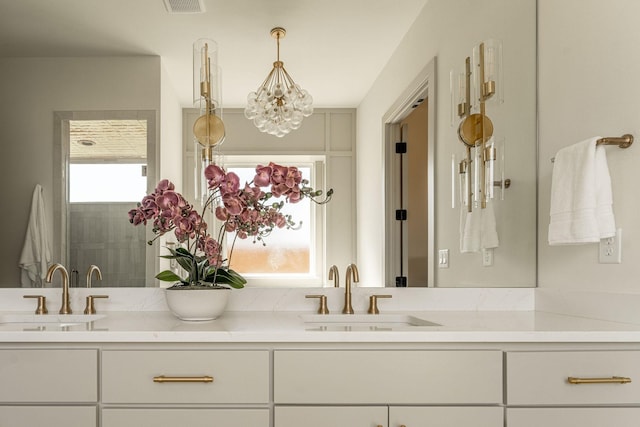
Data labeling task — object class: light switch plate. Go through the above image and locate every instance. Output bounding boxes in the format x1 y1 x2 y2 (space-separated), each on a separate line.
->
482 248 494 267
438 249 449 268
599 228 622 264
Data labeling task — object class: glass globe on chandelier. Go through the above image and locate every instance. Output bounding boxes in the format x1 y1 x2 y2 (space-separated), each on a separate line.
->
244 27 313 138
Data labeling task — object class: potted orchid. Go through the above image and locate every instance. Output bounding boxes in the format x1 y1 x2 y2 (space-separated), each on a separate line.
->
128 162 331 319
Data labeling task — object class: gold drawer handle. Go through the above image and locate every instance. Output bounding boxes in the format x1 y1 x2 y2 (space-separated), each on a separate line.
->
153 375 213 383
568 376 631 384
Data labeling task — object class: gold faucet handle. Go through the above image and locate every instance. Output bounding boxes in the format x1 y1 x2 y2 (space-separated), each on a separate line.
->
84 295 109 315
305 294 329 314
367 294 392 314
23 295 48 315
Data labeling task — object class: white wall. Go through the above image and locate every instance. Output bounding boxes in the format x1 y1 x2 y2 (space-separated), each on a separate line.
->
0 57 162 286
538 0 640 291
357 0 536 287
160 60 183 185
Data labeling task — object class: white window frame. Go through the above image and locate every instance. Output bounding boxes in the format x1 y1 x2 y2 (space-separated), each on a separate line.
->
221 154 327 287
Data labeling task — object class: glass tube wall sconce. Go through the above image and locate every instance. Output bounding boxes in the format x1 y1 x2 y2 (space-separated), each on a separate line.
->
451 40 509 213
193 39 225 206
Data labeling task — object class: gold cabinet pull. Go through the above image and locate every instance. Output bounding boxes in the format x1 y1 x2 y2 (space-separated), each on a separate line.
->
153 375 213 383
568 376 631 384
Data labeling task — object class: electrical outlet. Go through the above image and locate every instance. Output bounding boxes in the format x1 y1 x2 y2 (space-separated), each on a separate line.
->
438 249 449 268
599 228 622 264
482 248 494 267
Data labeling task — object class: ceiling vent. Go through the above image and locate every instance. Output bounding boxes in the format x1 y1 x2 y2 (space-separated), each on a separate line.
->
163 0 205 14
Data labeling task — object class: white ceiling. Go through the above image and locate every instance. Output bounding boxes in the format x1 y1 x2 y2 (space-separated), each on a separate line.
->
0 0 427 108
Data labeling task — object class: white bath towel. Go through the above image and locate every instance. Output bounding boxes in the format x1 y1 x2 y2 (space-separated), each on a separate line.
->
548 137 616 245
460 200 499 253
18 184 51 287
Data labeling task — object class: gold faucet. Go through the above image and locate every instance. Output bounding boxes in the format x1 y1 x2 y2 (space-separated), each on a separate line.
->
328 265 339 288
86 265 102 288
342 263 359 314
45 263 72 314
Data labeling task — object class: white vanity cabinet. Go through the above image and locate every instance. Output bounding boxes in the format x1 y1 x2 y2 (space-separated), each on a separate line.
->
102 350 269 404
275 406 389 427
273 350 504 427
100 349 270 427
0 349 98 427
507 408 640 427
275 406 504 427
506 350 640 426
4 317 640 427
274 350 503 404
389 406 504 427
102 408 270 427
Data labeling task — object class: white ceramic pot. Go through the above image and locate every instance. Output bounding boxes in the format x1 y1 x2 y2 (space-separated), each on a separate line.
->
164 287 230 321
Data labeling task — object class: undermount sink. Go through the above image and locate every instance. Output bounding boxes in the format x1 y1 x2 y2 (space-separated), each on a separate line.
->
301 313 440 331
0 313 106 326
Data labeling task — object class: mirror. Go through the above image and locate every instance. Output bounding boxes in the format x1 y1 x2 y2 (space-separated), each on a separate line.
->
2 0 536 289
358 0 537 288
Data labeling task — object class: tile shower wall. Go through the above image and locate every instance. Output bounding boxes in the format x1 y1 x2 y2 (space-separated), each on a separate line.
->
69 203 145 287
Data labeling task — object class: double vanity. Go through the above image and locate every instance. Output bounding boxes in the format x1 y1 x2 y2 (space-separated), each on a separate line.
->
1 287 640 427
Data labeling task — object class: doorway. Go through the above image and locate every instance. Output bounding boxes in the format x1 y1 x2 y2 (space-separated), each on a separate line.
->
384 59 435 287
53 110 157 287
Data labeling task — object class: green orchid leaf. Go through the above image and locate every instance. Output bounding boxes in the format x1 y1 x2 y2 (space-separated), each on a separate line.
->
175 256 194 273
204 268 246 288
174 247 193 257
155 270 183 282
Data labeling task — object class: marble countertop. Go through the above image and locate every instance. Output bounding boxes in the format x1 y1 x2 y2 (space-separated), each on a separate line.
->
2 310 640 343
3 287 640 344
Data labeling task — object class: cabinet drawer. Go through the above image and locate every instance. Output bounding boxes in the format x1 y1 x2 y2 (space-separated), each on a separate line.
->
507 351 640 405
275 406 388 427
103 408 269 427
507 408 640 427
274 350 503 404
390 406 503 427
102 350 269 404
0 349 97 402
0 406 96 427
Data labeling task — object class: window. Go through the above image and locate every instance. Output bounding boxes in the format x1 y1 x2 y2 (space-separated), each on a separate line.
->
69 163 146 203
68 119 148 203
222 155 326 287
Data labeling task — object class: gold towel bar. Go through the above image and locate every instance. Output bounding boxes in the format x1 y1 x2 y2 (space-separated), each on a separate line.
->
596 134 634 148
551 134 633 162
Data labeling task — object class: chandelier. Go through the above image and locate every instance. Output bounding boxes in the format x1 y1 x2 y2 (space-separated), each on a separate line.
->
244 27 313 138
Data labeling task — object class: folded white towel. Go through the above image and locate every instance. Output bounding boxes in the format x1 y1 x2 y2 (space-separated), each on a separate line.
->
460 200 499 253
18 184 51 287
548 137 616 245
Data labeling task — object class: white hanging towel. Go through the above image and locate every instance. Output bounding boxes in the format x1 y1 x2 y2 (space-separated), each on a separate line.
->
548 137 616 245
460 200 499 253
18 184 51 287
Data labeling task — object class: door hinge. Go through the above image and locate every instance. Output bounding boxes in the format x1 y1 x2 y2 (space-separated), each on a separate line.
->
395 141 407 154
395 276 407 287
395 209 407 221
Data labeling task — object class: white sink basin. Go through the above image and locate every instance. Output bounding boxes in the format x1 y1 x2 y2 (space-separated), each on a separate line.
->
301 313 440 331
0 313 106 326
